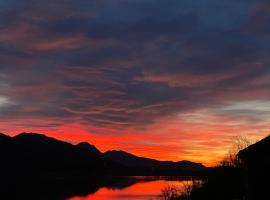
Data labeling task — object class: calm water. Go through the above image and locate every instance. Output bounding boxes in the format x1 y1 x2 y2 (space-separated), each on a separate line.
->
67 177 189 200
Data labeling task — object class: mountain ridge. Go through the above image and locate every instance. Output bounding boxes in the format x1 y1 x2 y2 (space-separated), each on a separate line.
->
0 132 206 174
104 150 205 171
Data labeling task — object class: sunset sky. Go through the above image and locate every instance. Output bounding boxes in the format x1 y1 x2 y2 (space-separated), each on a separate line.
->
1 0 270 166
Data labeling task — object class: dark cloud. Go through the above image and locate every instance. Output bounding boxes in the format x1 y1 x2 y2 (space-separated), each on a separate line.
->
0 0 270 130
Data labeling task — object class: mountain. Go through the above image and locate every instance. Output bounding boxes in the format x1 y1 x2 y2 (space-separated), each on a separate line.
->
104 150 160 168
0 132 206 177
238 135 270 165
0 133 10 143
104 150 206 172
0 133 116 176
175 160 206 171
238 135 270 199
77 142 101 155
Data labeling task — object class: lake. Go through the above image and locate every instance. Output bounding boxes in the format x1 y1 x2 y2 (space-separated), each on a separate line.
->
67 177 191 200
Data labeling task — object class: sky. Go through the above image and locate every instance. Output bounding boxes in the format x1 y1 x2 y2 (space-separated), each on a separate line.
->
1 0 270 166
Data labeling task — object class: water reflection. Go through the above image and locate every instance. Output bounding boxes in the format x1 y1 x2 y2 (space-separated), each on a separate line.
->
0 176 194 200
68 177 187 200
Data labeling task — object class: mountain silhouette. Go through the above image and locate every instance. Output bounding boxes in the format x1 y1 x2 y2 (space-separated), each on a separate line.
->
238 135 270 165
0 132 206 177
77 142 101 155
104 150 205 172
0 133 10 142
238 135 270 200
0 132 116 177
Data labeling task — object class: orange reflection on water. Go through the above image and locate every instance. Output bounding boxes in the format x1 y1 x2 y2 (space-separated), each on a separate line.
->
68 179 184 200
